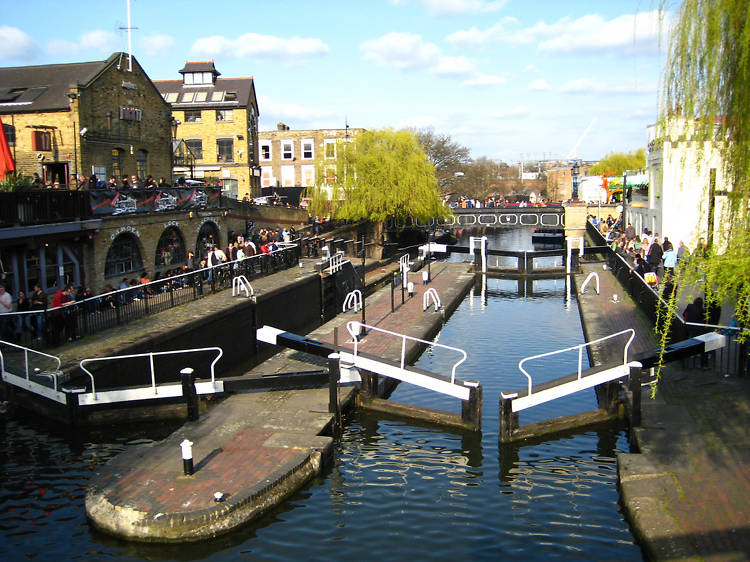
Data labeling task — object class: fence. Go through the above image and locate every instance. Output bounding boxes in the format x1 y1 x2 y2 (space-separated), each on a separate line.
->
2 243 300 349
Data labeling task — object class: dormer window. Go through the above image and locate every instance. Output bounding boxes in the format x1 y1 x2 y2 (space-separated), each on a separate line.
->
183 71 214 85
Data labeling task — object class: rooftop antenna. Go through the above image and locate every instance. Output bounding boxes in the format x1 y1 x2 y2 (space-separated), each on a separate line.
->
119 0 138 72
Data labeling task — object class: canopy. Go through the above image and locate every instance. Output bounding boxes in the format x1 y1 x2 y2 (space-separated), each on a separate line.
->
0 116 16 181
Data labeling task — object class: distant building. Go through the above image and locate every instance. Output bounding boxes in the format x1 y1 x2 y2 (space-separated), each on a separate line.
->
257 123 363 195
631 117 728 249
0 52 172 186
154 61 260 200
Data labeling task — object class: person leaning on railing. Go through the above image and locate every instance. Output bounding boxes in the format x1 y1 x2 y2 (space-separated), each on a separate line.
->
30 284 47 343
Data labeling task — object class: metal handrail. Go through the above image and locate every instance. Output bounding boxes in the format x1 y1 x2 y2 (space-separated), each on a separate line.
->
345 321 467 384
517 329 635 397
232 275 254 297
0 339 62 390
343 290 363 313
423 287 441 311
79 346 223 400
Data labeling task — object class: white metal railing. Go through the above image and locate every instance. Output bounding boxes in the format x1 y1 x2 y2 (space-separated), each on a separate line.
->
345 321 466 384
580 271 600 294
327 250 345 273
423 287 441 311
79 346 223 400
399 254 411 288
232 275 254 297
516 329 635 398
0 339 63 390
343 290 363 313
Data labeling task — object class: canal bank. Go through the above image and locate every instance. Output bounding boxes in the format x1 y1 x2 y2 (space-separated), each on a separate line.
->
575 261 750 560
85 261 475 542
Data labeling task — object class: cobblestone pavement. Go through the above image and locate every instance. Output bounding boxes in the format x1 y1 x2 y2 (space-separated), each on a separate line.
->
576 261 750 561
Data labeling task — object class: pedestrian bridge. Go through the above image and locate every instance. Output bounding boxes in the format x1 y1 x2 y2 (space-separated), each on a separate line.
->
403 207 566 229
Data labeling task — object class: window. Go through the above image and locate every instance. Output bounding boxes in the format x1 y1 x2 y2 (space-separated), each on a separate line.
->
194 91 207 102
185 139 203 160
164 92 178 103
210 91 224 102
155 227 186 268
119 107 142 121
196 221 220 255
325 167 336 185
281 165 295 187
216 109 233 122
105 234 143 278
136 150 148 179
3 123 15 146
217 138 233 163
281 140 293 160
260 141 271 161
111 148 122 179
32 130 52 151
301 165 315 186
225 91 237 101
184 110 201 122
301 139 313 159
222 178 238 199
261 166 274 188
324 139 336 159
181 92 195 102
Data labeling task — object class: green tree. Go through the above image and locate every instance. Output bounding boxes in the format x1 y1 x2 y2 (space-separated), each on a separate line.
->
653 0 750 375
587 149 646 176
413 128 471 194
309 128 449 224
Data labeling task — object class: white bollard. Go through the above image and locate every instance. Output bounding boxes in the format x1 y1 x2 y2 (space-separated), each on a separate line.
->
180 439 194 475
407 282 414 297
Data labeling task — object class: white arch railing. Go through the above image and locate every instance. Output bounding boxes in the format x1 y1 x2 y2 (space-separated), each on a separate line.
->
423 287 441 311
343 290 363 313
232 275 254 297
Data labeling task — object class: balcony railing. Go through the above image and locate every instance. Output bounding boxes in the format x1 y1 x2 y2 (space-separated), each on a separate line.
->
0 187 223 227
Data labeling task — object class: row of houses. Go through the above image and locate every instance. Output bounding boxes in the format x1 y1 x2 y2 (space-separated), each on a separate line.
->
1 52 358 201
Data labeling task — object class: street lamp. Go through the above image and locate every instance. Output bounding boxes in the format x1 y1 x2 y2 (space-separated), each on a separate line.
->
170 118 180 185
571 161 580 200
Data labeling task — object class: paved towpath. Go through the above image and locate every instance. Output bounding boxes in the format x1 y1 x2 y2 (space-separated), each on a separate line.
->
576 261 750 561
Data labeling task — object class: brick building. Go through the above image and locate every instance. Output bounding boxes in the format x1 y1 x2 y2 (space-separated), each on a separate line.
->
258 123 362 193
0 52 172 186
154 62 261 200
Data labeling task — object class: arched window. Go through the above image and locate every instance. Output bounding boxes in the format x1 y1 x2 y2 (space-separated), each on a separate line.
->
105 234 143 278
155 227 186 269
136 149 148 179
196 221 220 257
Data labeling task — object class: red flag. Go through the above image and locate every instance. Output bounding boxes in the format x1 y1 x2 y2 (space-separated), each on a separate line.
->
0 116 16 181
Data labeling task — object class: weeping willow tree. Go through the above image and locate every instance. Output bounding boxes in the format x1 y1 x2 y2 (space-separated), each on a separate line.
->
308 128 449 231
653 0 750 372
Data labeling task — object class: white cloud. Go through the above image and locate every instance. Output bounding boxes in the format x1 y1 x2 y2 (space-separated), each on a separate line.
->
399 115 439 129
431 55 476 78
140 34 175 57
448 10 664 56
0 26 40 62
491 106 530 119
559 77 654 95
523 64 539 73
422 0 507 16
257 95 336 126
461 73 506 87
529 79 549 91
361 32 440 71
191 33 329 63
46 30 120 58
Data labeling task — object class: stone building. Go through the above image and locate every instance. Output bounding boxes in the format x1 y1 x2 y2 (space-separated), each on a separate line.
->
154 62 261 200
258 123 363 194
0 52 172 186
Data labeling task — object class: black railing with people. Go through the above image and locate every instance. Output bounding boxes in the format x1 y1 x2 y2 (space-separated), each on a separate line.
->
2 243 300 349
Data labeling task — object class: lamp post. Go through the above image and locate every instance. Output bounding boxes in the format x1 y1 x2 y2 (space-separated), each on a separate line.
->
171 117 180 185
571 161 580 201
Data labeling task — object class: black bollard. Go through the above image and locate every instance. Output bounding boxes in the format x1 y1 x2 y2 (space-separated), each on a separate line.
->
180 439 194 476
181 367 199 421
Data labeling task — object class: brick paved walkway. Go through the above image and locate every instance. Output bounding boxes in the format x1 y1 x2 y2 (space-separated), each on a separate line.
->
576 261 750 561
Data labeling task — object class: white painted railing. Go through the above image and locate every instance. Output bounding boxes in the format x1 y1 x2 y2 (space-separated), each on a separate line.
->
343 290 363 313
515 329 635 399
423 287 441 311
327 251 346 273
79 346 223 401
345 321 466 385
0 340 64 398
580 271 600 294
232 275 254 297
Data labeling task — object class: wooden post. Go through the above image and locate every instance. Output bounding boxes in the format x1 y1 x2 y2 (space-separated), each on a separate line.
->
629 363 642 427
498 395 515 443
461 381 482 431
359 369 378 401
327 353 339 414
181 367 199 421
595 380 620 414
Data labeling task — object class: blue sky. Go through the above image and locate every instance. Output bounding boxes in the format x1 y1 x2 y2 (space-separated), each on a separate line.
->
1 0 669 163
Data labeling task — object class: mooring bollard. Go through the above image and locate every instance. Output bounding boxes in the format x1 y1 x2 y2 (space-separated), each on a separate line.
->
181 367 199 421
407 281 414 298
180 439 194 476
422 270 429 285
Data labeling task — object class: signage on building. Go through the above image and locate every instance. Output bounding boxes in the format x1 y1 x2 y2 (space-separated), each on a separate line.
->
110 225 141 241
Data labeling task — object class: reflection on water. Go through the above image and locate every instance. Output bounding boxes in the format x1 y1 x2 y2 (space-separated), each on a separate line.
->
0 228 640 560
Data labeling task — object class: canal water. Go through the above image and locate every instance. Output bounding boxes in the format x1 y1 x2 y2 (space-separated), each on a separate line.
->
0 228 641 560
